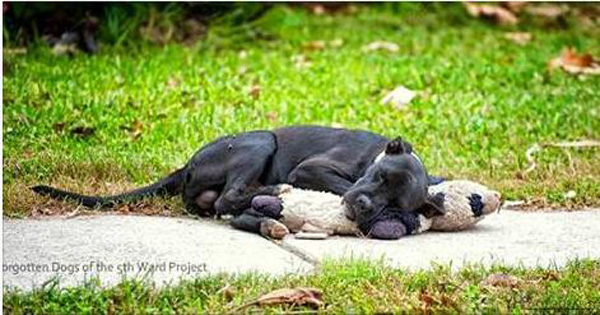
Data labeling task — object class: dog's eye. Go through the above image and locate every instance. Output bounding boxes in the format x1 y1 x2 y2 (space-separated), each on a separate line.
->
468 193 484 217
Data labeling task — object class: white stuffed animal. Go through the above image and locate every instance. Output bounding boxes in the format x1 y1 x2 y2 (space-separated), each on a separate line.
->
423 180 502 232
253 180 501 239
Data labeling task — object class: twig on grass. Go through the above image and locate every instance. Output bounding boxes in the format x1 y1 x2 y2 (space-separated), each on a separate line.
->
522 140 600 177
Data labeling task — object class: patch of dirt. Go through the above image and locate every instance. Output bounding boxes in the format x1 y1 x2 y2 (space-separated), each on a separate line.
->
3 181 185 219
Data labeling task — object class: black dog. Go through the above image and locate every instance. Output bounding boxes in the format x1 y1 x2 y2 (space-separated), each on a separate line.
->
33 126 443 235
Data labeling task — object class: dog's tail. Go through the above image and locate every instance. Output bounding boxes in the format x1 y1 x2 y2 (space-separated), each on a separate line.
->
31 168 186 209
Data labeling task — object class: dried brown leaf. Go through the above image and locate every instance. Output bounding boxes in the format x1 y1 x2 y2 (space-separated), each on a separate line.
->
549 48 600 75
464 3 519 25
266 111 278 123
504 32 532 45
122 120 144 139
304 3 356 15
306 4 326 15
303 40 326 51
525 4 568 19
482 273 520 288
248 85 261 99
419 290 436 307
217 284 236 301
256 287 323 308
230 287 323 313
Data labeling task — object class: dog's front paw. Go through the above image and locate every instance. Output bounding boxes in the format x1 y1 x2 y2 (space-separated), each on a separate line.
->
260 219 290 239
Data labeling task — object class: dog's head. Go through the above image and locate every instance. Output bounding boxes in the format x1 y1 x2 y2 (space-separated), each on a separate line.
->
342 137 430 223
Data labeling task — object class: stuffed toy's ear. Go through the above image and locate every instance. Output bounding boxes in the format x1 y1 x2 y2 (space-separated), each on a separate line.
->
418 192 446 218
385 137 413 155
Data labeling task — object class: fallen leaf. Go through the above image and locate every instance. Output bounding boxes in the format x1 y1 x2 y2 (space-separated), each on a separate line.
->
256 287 323 307
116 204 131 214
381 86 417 110
549 48 600 75
217 284 236 301
266 111 278 123
130 120 144 139
303 40 326 51
419 290 437 307
464 3 519 25
230 287 323 313
525 4 568 19
70 126 95 137
504 32 532 45
482 273 519 288
542 270 560 281
306 4 326 15
121 120 144 139
248 85 261 99
304 3 357 15
362 41 399 53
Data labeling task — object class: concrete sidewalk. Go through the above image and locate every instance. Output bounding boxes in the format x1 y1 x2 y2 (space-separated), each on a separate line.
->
283 209 600 269
3 215 312 291
3 209 600 291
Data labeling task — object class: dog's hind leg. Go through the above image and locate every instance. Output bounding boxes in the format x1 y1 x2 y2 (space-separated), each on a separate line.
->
182 132 277 216
212 133 278 216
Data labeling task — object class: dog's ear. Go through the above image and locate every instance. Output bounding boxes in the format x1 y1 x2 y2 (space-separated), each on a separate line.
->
418 192 446 218
385 137 413 155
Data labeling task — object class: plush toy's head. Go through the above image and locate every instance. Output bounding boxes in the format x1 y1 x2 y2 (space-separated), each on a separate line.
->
425 180 502 231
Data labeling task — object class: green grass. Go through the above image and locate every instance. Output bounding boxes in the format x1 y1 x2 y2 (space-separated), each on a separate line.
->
4 259 600 314
3 4 600 217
